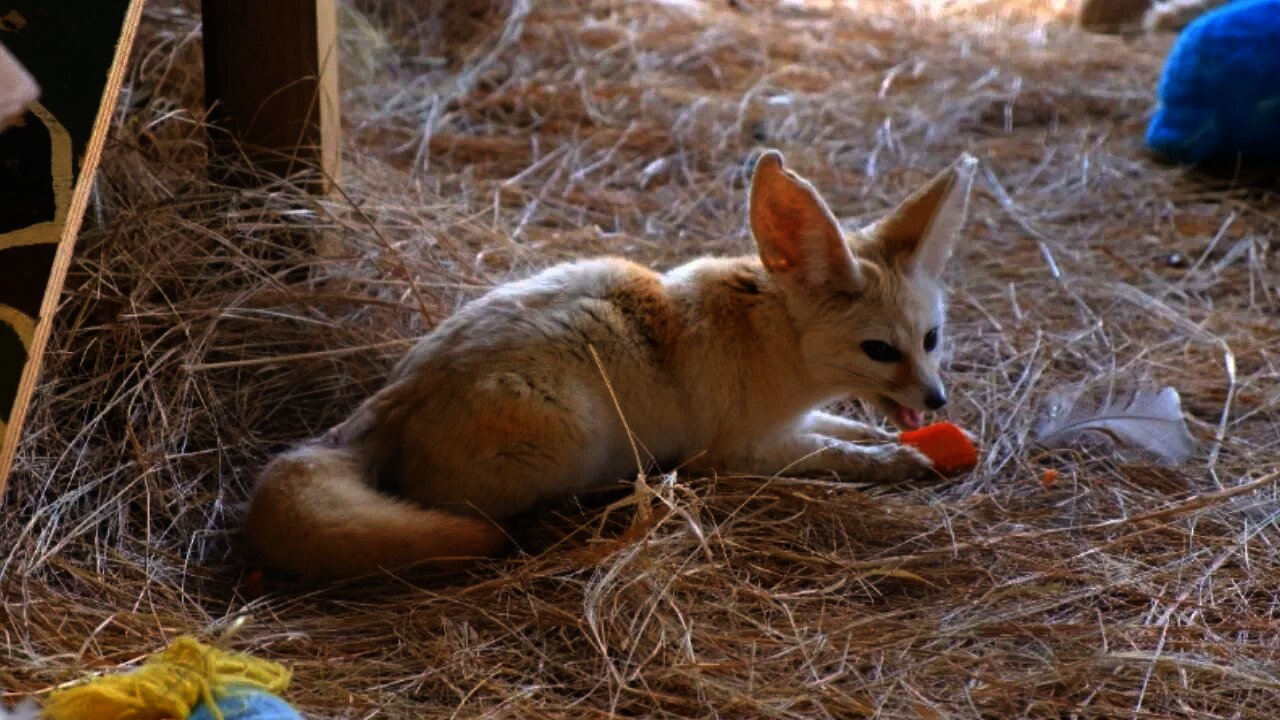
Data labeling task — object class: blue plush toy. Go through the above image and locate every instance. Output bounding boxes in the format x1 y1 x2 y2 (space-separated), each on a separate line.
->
1146 0 1280 164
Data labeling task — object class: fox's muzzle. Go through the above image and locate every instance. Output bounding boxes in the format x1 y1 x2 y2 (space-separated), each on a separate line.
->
924 387 947 410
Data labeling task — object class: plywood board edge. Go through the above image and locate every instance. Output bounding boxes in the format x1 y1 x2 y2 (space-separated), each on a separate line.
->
0 0 147 499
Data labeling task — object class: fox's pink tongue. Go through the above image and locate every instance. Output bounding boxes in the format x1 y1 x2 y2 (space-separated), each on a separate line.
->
895 406 924 430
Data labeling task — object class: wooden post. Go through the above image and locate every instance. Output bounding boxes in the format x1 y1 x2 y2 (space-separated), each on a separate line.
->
202 0 340 193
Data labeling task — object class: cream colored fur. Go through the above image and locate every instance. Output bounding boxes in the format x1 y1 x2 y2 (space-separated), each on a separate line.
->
244 150 978 581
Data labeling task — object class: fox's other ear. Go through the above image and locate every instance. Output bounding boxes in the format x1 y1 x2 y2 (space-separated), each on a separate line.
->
749 150 859 288
866 154 977 279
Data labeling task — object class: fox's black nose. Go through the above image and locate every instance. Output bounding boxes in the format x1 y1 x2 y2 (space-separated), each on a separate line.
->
924 389 948 410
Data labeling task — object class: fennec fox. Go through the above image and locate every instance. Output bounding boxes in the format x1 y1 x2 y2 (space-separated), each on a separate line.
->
245 150 978 580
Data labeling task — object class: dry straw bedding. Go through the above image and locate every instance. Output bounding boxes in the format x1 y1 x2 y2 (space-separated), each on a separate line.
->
4 0 1280 717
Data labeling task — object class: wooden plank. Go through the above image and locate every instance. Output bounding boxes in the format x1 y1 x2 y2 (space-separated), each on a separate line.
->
0 0 146 498
202 0 341 192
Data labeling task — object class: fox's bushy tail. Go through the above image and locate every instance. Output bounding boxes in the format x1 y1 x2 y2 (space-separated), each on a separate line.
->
244 445 508 581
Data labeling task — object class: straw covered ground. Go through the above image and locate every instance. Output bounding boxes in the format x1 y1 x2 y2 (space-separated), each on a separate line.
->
5 0 1280 716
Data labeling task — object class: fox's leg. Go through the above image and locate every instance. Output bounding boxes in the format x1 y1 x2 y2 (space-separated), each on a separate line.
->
709 431 933 482
801 411 896 443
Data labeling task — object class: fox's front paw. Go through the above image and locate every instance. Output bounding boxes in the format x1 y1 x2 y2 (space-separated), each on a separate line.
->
861 426 900 443
864 443 934 482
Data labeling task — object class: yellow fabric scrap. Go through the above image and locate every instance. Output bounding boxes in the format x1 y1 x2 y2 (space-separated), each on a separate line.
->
42 635 291 720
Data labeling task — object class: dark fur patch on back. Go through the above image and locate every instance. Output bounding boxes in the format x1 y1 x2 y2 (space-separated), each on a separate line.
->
604 275 678 355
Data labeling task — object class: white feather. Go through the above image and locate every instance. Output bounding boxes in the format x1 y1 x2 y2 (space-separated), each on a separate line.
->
1035 381 1195 465
1143 0 1231 31
0 700 40 720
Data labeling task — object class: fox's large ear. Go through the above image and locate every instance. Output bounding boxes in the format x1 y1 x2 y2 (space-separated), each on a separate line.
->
866 154 977 279
749 150 860 289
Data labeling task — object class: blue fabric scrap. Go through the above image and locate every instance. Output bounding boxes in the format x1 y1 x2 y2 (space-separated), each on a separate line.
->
188 685 304 720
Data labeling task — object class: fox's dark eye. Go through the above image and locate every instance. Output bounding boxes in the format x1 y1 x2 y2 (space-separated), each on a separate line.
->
923 328 939 353
861 340 902 363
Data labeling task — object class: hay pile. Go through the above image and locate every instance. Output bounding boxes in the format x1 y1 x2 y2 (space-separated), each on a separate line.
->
5 0 1280 716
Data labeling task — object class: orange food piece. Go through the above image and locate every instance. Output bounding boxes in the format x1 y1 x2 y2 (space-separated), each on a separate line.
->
1040 469 1060 488
900 422 979 475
